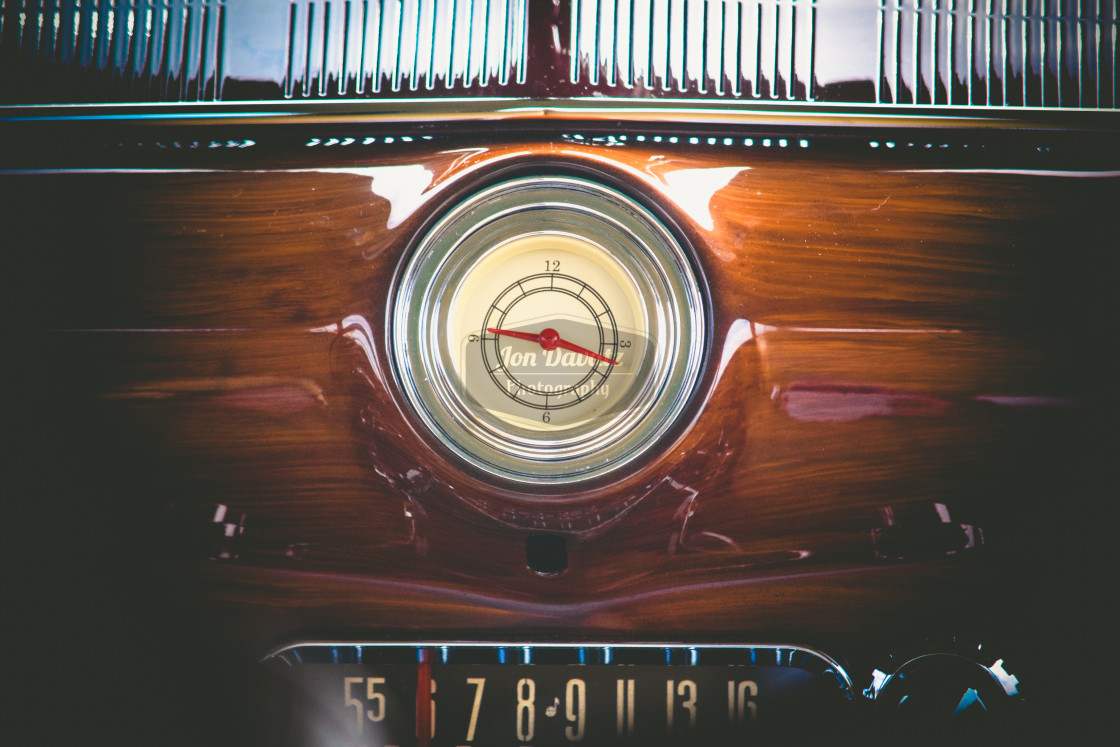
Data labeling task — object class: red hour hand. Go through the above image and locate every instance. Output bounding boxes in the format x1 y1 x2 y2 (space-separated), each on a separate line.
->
484 328 541 345
486 327 619 366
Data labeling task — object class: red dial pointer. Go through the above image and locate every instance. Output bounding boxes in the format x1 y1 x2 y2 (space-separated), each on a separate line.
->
486 327 620 365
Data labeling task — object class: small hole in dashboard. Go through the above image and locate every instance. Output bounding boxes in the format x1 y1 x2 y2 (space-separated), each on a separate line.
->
526 534 567 576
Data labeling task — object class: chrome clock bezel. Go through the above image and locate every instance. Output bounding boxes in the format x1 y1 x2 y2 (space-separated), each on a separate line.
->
391 176 704 485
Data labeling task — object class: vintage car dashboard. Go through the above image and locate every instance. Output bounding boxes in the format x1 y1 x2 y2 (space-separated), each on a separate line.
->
3 1 1118 745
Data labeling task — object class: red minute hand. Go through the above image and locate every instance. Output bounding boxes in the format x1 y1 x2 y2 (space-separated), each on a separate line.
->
486 327 619 366
552 336 620 365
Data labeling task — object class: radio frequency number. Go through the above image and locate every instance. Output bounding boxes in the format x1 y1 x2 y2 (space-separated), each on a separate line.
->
339 674 759 743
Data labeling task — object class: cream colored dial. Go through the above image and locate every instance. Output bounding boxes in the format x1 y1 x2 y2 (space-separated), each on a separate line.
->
393 177 704 484
448 234 649 433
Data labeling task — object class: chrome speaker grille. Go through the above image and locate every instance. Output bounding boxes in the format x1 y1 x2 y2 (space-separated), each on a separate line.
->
1 0 1115 109
283 0 528 98
570 0 818 99
0 0 226 102
875 0 1118 108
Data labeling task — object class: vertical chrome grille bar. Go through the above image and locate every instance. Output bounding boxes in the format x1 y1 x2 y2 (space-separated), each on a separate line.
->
123 0 137 92
894 0 904 102
481 0 494 86
178 1 191 100
1038 0 1047 104
580 0 595 84
517 0 526 84
704 0 716 94
942 0 950 103
569 0 579 82
630 0 648 88
302 2 314 96
981 0 989 104
196 0 208 100
431 0 449 89
142 1 156 95
388 0 404 91
808 0 816 99
1019 0 1028 105
212 0 222 98
768 0 779 97
929 0 938 103
617 0 631 88
95 0 109 73
631 0 647 87
318 0 330 97
406 0 421 90
113 0 127 80
877 0 885 100
652 0 668 89
78 0 92 69
338 0 350 94
1005 0 1012 105
1090 0 1098 107
414 0 430 90
966 0 974 103
602 0 615 87
1075 0 1082 105
59 0 74 66
498 0 510 86
450 0 467 88
364 0 379 93
750 0 760 96
668 0 681 91
913 0 921 103
1112 0 1117 107
162 1 179 99
373 0 387 92
1087 0 1095 106
682 0 696 92
285 2 296 96
1055 0 1063 107
472 0 487 87
785 0 796 99
381 0 399 91
895 0 904 102
1106 0 1115 106
591 0 601 86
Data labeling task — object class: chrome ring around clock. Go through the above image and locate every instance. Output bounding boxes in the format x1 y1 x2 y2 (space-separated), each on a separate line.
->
391 176 705 485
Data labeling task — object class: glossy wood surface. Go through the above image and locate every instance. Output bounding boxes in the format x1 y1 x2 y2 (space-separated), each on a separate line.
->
4 137 1115 658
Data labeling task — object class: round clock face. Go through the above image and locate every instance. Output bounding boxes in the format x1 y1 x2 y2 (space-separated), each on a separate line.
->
392 177 705 484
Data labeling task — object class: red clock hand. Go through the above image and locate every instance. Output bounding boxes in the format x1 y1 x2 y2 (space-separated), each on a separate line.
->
485 327 541 344
486 327 619 366
551 336 620 365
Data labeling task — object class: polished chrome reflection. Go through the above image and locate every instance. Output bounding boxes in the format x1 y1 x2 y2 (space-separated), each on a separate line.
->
3 0 1115 108
571 0 818 98
283 0 528 97
875 0 1118 107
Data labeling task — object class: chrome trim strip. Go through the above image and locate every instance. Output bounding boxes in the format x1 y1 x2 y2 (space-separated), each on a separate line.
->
3 97 1118 128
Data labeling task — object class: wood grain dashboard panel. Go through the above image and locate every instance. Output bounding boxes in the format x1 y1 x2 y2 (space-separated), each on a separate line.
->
5 137 1112 654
